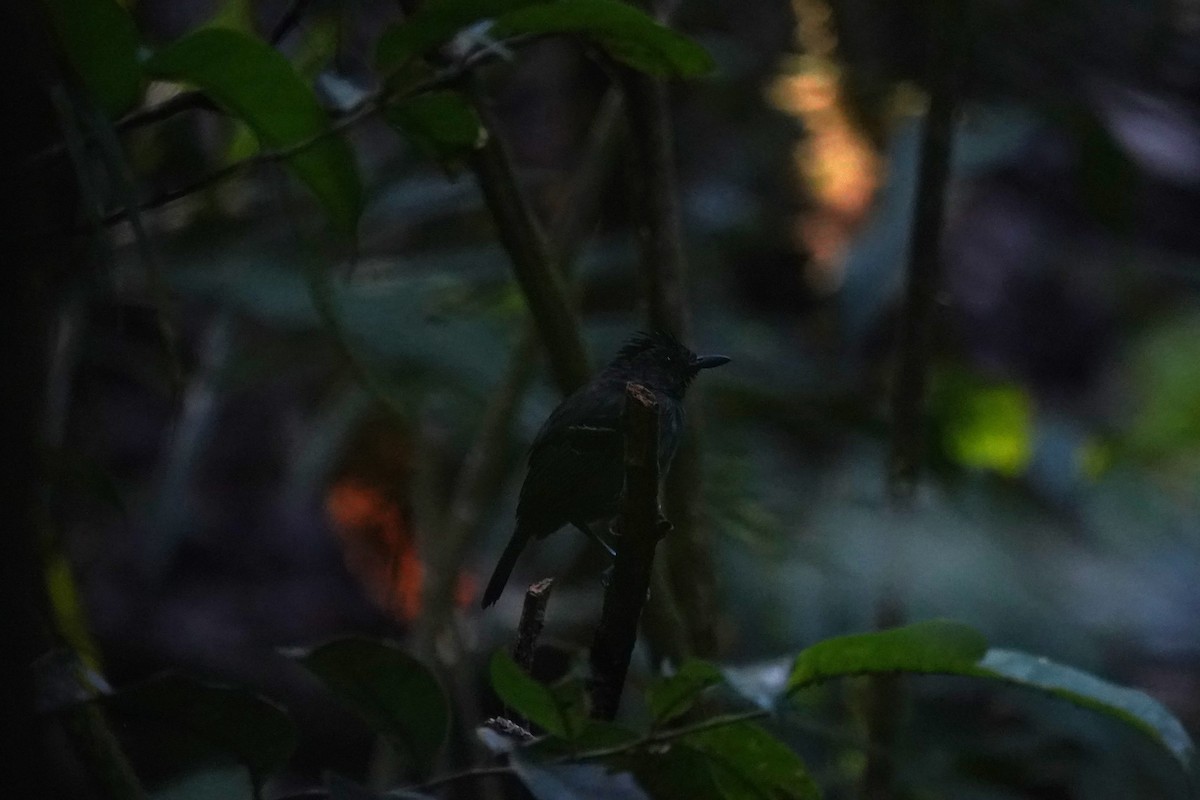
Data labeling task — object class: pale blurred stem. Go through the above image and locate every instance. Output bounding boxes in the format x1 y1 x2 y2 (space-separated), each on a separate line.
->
467 78 592 396
867 4 961 798
619 63 719 659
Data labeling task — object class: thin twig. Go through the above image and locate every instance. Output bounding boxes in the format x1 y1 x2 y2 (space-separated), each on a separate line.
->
588 383 665 721
513 578 555 672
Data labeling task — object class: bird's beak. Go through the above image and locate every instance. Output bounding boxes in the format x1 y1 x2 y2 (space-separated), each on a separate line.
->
690 354 731 371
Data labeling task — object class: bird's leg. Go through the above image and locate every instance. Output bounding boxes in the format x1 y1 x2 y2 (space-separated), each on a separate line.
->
573 522 616 558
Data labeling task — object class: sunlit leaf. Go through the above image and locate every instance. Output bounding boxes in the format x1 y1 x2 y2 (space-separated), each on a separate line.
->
288 637 449 776
144 28 363 235
42 0 143 115
932 368 1033 476
492 0 714 77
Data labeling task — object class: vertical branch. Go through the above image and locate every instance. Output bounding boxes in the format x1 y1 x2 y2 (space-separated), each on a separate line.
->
886 7 961 508
589 383 665 721
866 4 962 799
619 64 719 658
467 83 591 396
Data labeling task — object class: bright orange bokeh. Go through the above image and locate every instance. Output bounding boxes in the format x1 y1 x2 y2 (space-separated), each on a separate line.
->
325 478 476 621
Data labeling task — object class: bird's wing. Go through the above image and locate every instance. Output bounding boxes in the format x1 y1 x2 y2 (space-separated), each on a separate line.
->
517 381 625 534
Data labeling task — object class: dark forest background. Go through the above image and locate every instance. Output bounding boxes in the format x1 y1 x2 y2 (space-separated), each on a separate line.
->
6 0 1200 798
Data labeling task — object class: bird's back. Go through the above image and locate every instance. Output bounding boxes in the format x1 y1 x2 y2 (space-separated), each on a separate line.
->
516 376 626 538
516 376 684 539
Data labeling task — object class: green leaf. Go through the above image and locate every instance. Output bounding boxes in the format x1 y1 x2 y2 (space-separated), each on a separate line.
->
489 650 582 739
787 619 988 692
383 91 485 163
970 649 1195 771
785 620 1196 772
492 0 715 77
374 0 539 73
104 672 296 787
683 722 821 800
42 0 143 115
289 637 449 776
647 659 723 724
144 28 362 235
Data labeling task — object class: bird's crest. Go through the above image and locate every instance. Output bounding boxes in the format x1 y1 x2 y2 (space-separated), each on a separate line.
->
616 329 686 361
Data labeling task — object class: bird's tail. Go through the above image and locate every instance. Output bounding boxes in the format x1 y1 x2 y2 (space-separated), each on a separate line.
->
480 528 530 608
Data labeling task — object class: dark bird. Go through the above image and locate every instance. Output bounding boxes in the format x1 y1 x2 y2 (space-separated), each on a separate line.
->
481 331 729 608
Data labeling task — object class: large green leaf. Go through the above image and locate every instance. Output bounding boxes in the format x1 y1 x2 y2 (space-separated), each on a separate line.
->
374 0 539 73
786 620 1196 771
646 659 724 725
288 637 449 777
144 28 362 235
103 672 296 788
42 0 143 115
492 0 714 77
489 650 586 739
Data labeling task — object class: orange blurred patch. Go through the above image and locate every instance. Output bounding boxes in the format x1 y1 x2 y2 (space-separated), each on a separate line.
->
326 478 422 621
326 478 481 619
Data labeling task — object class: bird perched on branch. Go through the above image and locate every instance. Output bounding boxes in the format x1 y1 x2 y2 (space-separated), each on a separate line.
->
481 330 729 608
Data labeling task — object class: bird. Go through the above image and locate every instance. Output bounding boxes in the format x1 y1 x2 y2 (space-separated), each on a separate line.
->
480 330 729 608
